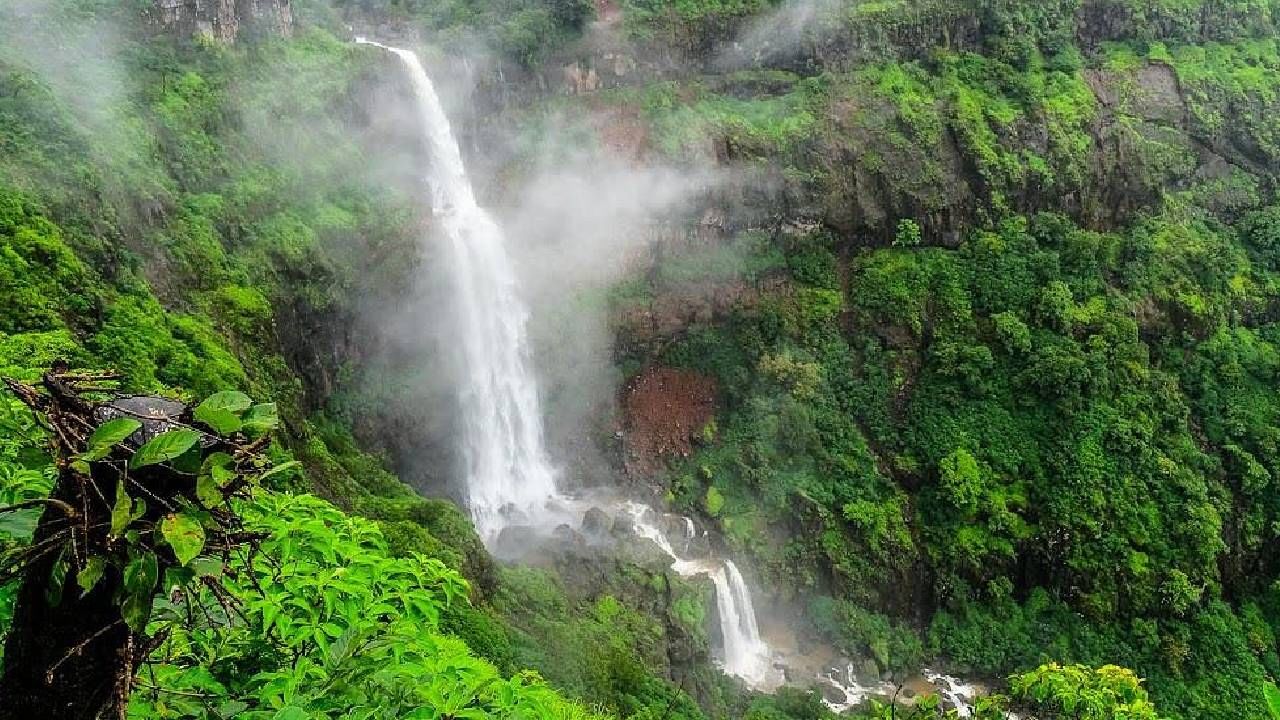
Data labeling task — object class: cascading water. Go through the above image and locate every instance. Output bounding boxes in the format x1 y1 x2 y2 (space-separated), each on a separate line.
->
358 39 560 541
624 503 779 689
358 40 981 709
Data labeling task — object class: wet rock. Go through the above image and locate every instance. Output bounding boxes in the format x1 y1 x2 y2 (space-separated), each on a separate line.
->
553 523 584 546
611 511 635 538
582 506 613 536
492 525 540 559
94 397 203 447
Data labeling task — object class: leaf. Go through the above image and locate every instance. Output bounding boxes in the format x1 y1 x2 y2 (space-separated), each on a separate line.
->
130 429 202 469
123 550 159 596
195 472 221 508
82 417 142 461
1264 681 1280 720
111 479 133 536
195 390 252 419
0 508 40 541
190 557 223 578
241 403 279 435
257 460 301 486
122 589 153 632
273 707 311 720
193 390 250 435
218 701 249 719
197 452 236 507
196 408 242 435
46 545 69 606
160 511 206 566
77 555 106 596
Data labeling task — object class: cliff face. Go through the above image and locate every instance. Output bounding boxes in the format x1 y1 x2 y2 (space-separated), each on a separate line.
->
149 0 292 42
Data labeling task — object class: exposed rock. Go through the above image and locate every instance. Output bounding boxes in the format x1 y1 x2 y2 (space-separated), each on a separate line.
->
148 0 292 43
582 506 614 536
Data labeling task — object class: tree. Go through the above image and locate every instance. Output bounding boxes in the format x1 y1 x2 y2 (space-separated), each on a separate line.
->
0 367 286 719
1009 663 1165 720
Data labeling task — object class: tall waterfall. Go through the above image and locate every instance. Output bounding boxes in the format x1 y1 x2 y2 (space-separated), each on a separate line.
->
624 503 779 688
358 39 559 540
363 38 780 693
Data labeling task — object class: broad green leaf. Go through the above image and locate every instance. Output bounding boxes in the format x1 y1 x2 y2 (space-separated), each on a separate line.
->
195 390 252 419
273 706 310 720
218 701 249 719
190 557 223 578
193 389 250 434
130 429 202 469
196 408 242 435
258 460 301 486
196 471 221 508
241 403 280 435
160 511 206 566
0 507 40 540
123 550 159 596
82 417 142 461
1264 681 1280 720
110 479 132 535
77 555 105 595
197 452 236 506
122 589 153 632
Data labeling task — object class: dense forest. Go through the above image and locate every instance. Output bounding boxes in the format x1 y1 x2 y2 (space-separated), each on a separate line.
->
2 0 1280 719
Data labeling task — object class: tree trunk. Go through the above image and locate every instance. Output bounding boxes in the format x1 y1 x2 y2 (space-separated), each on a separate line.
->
0 372 189 720
0 475 138 720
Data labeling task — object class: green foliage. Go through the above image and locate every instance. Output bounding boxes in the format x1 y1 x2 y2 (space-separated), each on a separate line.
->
809 596 923 674
650 200 1280 719
621 0 768 50
1009 663 1164 720
893 219 923 248
1265 681 1280 719
133 494 604 720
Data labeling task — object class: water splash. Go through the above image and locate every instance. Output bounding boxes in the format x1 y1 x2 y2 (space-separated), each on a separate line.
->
820 663 895 714
923 669 979 718
359 39 560 541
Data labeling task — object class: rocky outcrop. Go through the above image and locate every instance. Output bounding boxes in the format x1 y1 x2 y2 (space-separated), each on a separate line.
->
148 0 292 42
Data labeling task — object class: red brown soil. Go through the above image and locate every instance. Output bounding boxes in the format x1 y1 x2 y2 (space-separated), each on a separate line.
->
621 366 717 478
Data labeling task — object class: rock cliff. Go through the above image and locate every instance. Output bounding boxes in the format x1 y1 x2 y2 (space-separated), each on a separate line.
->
149 0 292 42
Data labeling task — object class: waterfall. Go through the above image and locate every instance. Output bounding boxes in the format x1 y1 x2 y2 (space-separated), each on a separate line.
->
363 39 776 689
357 40 985 711
358 39 559 541
623 503 779 689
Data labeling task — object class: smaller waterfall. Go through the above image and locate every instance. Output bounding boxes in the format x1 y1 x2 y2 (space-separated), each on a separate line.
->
713 561 774 683
820 663 895 714
624 503 780 689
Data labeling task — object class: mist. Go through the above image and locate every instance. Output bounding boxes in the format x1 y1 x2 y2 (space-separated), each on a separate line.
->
715 0 842 70
0 0 129 127
504 147 716 485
